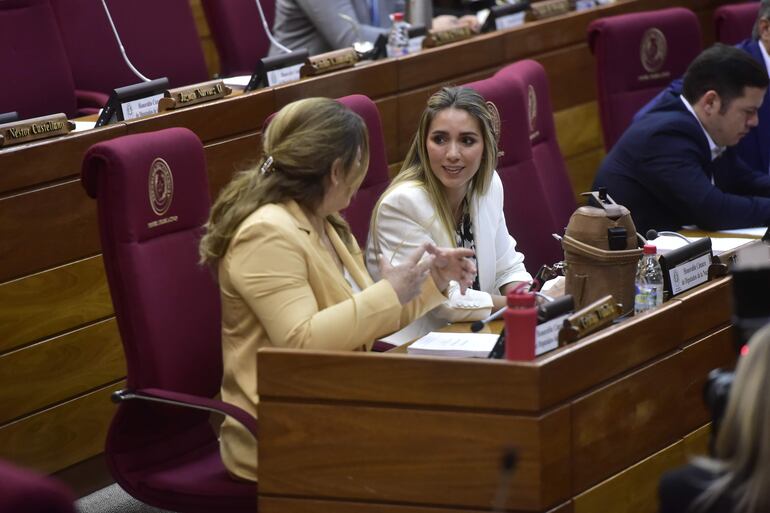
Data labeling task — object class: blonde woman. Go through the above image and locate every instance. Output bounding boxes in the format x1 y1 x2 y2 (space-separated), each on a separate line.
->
199 97 476 482
659 323 770 513
366 87 531 345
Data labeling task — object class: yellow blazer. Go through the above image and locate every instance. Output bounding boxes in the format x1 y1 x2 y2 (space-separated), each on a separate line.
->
218 200 445 481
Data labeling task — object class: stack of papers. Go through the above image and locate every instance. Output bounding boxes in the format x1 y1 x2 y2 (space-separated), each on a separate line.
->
652 235 753 256
407 332 499 358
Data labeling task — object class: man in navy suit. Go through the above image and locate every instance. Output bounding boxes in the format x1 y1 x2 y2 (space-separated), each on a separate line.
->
593 44 770 234
635 1 770 173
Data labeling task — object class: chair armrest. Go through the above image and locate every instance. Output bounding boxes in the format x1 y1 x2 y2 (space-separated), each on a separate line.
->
75 89 110 110
112 388 257 439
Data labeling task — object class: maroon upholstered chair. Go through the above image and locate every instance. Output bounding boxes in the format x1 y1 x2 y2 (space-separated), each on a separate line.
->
50 0 209 107
338 94 391 247
715 2 760 45
0 460 76 513
81 128 257 513
0 0 79 119
201 0 274 77
464 69 563 273
263 94 390 247
502 60 576 236
588 7 702 151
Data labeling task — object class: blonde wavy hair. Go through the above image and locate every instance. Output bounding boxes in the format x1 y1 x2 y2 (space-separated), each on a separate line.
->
691 322 770 512
199 97 369 266
372 86 498 243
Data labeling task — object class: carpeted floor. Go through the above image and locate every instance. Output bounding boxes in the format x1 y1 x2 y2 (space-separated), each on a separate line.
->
76 483 176 513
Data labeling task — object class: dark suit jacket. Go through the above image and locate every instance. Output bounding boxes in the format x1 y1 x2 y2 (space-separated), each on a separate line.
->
593 92 770 234
659 463 733 513
634 39 770 173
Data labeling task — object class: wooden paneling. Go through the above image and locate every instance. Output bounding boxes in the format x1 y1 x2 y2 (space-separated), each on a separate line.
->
554 102 602 160
538 45 597 112
571 353 685 493
683 424 710 458
0 124 126 195
564 147 604 201
0 256 112 352
204 132 262 199
0 382 123 474
675 277 732 342
375 96 400 165
259 403 571 511
680 326 736 433
259 498 574 513
0 318 124 424
0 180 100 282
189 0 220 78
573 440 685 513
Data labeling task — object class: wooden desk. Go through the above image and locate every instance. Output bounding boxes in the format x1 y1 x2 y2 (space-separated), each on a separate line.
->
256 277 734 513
0 0 736 490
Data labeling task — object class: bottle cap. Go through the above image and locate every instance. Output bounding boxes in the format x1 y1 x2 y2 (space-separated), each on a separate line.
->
507 283 535 308
391 11 404 22
643 243 657 255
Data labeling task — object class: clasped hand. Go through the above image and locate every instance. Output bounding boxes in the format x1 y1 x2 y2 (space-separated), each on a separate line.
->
379 242 476 305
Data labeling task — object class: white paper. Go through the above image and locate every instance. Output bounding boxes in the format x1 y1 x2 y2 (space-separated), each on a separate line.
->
223 75 252 88
407 332 499 358
652 235 752 256
72 121 96 132
715 227 767 237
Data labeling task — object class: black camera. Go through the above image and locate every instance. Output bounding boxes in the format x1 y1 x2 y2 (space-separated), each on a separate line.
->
703 264 770 452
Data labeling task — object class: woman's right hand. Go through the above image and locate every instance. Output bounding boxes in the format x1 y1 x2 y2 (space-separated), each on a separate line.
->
378 243 435 305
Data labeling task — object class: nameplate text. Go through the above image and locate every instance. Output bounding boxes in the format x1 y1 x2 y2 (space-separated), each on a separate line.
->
0 113 74 147
668 252 711 295
527 0 570 21
423 26 474 48
121 93 164 121
158 80 231 111
300 48 359 77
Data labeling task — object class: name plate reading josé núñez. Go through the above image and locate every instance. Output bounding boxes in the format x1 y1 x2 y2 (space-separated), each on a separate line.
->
558 295 622 344
423 25 474 48
158 80 232 112
527 0 570 21
0 113 74 148
300 48 359 77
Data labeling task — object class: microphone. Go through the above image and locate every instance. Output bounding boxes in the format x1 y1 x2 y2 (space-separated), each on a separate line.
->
100 0 151 82
646 229 691 244
256 0 292 53
471 307 505 332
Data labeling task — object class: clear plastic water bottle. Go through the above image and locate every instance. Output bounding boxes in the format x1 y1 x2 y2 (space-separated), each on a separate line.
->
386 12 410 58
634 243 664 315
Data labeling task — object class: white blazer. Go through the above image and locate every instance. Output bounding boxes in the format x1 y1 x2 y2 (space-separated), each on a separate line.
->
366 172 532 345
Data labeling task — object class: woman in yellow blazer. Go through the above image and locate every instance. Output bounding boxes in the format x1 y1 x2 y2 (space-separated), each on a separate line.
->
198 97 476 482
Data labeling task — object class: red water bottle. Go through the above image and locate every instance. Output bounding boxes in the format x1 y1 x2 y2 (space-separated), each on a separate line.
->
503 283 537 361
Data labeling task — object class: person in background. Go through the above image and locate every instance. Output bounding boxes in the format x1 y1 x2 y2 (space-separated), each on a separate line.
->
593 44 770 234
269 0 479 56
659 322 770 513
366 86 531 346
635 0 770 173
198 97 476 481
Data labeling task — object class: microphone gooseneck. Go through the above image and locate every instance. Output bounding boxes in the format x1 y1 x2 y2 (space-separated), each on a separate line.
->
100 0 151 82
256 0 292 53
647 229 691 244
471 307 506 332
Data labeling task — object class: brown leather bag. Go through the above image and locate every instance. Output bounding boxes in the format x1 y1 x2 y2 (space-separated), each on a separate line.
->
562 193 641 314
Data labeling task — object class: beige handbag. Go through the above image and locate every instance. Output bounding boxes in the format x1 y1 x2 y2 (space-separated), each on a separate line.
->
562 193 642 314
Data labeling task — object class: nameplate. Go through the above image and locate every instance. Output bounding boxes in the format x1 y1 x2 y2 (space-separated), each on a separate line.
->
246 49 309 91
573 0 597 10
481 3 529 32
0 113 74 148
158 80 231 112
559 295 622 344
659 237 713 297
527 0 570 21
121 94 164 121
497 11 526 30
300 48 359 77
536 313 570 355
407 25 427 54
423 25 474 48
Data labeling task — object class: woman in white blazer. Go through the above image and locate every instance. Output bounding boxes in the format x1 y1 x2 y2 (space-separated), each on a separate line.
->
366 86 532 345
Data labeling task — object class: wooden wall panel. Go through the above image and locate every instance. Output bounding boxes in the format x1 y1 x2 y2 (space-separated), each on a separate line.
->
204 132 262 199
0 180 99 282
571 353 685 493
564 148 604 201
573 441 685 513
537 45 597 112
554 102 602 160
189 0 220 78
676 277 732 342
259 403 571 511
0 318 124 424
683 424 710 458
375 96 400 165
0 382 123 474
0 256 111 352
259 498 573 513
0 124 126 195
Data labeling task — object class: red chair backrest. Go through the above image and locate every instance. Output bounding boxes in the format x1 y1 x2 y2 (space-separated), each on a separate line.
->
0 460 76 513
715 2 760 45
588 7 702 151
201 0 274 77
50 0 209 93
0 0 78 119
464 68 563 273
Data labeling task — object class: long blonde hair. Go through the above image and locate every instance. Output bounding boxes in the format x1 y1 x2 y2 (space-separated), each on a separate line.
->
372 86 498 243
691 323 770 512
199 97 369 266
